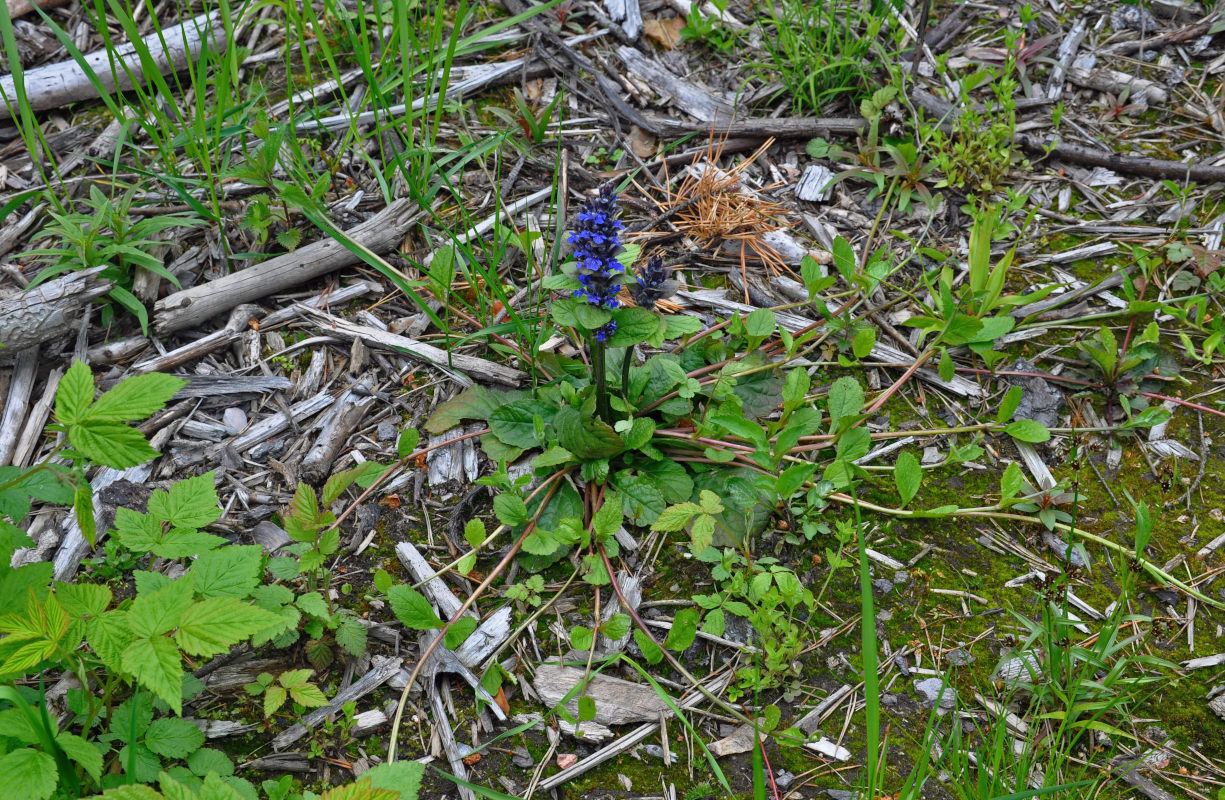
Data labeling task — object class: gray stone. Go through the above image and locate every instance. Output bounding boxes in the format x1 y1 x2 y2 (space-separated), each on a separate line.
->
511 747 534 768
914 678 956 710
377 421 398 441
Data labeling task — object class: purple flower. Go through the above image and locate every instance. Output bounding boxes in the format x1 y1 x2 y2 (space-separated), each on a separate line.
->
593 320 618 342
629 255 678 309
568 184 624 309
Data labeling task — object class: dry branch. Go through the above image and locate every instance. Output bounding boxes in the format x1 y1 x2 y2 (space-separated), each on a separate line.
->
0 11 227 119
154 199 420 333
0 267 111 361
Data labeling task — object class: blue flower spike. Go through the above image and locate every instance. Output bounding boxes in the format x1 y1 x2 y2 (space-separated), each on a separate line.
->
568 183 624 309
629 254 679 309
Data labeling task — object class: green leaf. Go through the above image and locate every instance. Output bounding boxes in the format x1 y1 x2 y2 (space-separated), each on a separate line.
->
55 731 104 780
0 748 58 800
175 598 284 658
569 625 593 651
605 307 663 347
651 502 699 532
148 472 220 529
489 401 554 448
997 385 1023 423
295 592 330 619
263 685 288 718
397 428 419 458
664 608 700 651
493 493 529 526
86 372 185 423
831 236 856 281
75 485 96 550
129 578 195 638
362 761 425 799
190 546 264 599
701 608 725 637
894 451 921 506
592 495 623 540
187 748 234 778
287 682 328 708
122 635 184 714
388 585 443 630
87 610 131 675
852 327 876 359
54 581 111 620
663 314 703 340
334 616 367 657
69 421 160 469
744 308 775 338
826 377 864 430
613 473 666 525
554 406 624 460
634 629 663 665
1000 462 1024 502
600 613 630 640
637 459 693 503
425 386 520 433
1004 419 1050 443
574 302 612 330
55 362 95 425
577 696 596 721
145 717 205 759
13 469 75 506
444 616 477 650
463 519 486 549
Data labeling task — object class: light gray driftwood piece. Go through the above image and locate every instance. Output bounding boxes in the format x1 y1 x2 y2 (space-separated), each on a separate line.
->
205 394 334 459
299 390 376 484
605 0 642 39
617 46 733 123
154 199 419 333
533 663 673 726
0 267 111 361
132 304 261 374
395 540 475 621
297 306 525 387
0 12 227 119
10 366 61 469
1044 17 1089 101
0 347 39 466
537 674 728 791
271 655 402 749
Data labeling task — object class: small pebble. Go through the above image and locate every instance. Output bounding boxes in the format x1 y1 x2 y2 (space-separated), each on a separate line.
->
377 421 398 441
775 770 796 789
642 744 677 764
511 747 533 768
556 753 578 770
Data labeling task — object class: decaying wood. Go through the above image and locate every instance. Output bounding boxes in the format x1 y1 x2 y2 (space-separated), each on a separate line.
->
532 663 673 726
0 347 38 466
205 393 334 460
617 46 734 123
154 199 420 333
300 389 376 484
1044 17 1090 102
395 540 476 621
0 12 228 119
604 0 642 40
9 366 60 469
0 267 111 361
297 306 526 387
272 655 402 749
5 0 70 21
536 674 729 791
1066 65 1168 104
132 304 260 374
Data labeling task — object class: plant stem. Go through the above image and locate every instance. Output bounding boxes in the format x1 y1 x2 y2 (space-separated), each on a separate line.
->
592 336 611 422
